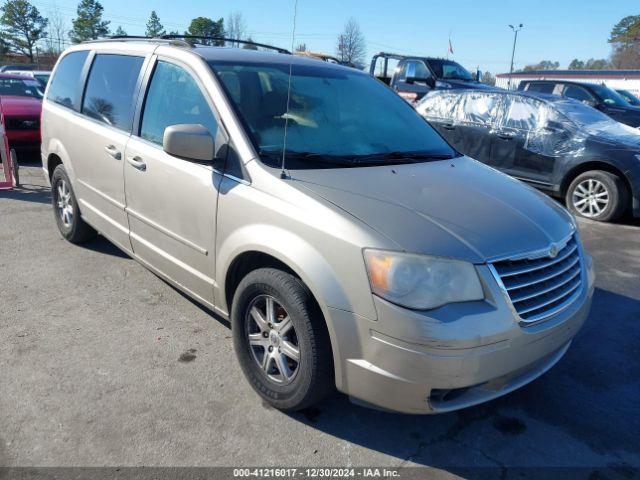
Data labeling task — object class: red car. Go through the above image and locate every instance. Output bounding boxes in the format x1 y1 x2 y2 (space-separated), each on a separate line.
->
0 73 43 157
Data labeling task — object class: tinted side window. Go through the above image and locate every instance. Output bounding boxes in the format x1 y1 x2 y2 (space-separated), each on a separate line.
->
140 61 218 146
47 50 89 109
81 54 144 131
563 85 594 103
527 82 555 94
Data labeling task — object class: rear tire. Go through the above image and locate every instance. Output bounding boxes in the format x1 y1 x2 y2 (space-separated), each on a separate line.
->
565 170 628 222
231 268 334 411
51 165 96 243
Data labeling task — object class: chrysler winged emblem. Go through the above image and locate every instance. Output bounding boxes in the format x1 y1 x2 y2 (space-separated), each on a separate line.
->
548 245 559 258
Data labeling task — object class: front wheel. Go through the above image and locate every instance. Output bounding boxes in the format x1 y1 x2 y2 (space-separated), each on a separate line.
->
565 170 628 222
231 268 334 411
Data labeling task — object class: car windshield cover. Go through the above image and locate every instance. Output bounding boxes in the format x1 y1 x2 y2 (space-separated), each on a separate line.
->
589 83 630 107
0 77 43 98
426 59 474 81
208 61 457 168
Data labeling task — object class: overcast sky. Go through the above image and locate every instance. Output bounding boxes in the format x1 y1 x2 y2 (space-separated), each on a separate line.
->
32 0 636 74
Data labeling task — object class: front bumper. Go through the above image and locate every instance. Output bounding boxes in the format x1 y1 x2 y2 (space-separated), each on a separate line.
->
327 255 595 414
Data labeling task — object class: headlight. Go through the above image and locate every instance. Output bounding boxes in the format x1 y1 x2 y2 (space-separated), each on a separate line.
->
363 249 484 310
435 80 452 89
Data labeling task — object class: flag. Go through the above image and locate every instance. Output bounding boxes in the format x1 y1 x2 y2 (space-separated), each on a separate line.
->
448 36 454 55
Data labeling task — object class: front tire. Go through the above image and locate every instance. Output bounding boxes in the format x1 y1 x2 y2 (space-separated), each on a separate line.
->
51 165 96 243
566 170 628 222
232 268 334 411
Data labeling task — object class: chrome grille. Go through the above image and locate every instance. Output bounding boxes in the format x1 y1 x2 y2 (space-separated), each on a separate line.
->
491 235 583 323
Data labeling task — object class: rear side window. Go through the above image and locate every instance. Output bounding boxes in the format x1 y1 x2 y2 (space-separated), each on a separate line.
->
47 50 89 109
82 54 144 131
459 93 500 125
563 85 594 103
503 97 542 130
527 82 555 94
140 61 218 146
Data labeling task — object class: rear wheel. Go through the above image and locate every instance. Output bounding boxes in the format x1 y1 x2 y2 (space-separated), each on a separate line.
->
566 170 628 222
51 165 96 243
231 268 334 411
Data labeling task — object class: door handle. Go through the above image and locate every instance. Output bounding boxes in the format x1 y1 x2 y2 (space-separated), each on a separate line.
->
104 145 121 160
127 155 146 171
497 132 515 140
443 123 456 130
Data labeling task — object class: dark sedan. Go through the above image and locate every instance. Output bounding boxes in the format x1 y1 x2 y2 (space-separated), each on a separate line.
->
417 89 640 222
519 80 640 128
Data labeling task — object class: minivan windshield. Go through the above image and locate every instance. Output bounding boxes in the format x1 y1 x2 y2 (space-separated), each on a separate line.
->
425 59 475 81
209 61 457 168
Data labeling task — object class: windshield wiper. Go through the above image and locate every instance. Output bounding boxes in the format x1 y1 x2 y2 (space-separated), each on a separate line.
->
259 150 359 167
345 151 457 163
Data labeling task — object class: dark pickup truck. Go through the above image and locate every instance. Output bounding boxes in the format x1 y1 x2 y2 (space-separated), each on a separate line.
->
370 52 493 103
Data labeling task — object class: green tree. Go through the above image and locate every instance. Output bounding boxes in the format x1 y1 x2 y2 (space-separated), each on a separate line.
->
185 16 224 45
69 0 110 43
481 71 495 86
0 0 48 62
568 59 585 70
114 25 127 36
609 15 640 69
522 60 559 71
242 36 258 49
585 58 608 70
145 10 165 37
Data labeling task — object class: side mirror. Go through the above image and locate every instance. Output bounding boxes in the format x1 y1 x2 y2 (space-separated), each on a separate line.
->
163 124 214 162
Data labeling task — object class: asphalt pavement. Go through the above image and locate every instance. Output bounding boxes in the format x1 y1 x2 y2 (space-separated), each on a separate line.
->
1 163 639 479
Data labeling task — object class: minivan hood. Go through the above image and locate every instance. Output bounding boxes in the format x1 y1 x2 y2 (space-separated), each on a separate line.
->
289 156 574 263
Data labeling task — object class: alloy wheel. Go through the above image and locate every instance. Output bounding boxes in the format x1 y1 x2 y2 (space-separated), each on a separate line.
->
572 178 609 218
56 179 74 228
245 294 300 385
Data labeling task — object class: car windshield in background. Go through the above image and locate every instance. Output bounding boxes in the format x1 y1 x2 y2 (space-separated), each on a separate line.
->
34 73 51 85
617 89 640 106
590 83 630 107
426 59 475 81
209 61 457 168
0 77 43 99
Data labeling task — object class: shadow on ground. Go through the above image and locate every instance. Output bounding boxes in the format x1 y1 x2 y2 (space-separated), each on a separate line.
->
277 287 640 477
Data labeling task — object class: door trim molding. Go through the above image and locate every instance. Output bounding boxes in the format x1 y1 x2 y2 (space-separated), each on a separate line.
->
77 178 126 210
126 206 209 256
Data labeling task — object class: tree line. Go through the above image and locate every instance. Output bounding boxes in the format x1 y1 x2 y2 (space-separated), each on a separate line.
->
0 0 368 68
522 15 640 71
0 0 258 62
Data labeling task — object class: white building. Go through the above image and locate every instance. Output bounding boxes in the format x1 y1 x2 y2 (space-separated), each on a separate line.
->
495 70 640 96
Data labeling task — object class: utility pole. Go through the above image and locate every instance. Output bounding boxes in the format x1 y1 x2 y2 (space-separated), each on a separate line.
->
508 24 523 89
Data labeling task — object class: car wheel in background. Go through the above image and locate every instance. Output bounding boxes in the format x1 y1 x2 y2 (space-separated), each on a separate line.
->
232 268 334 411
566 170 628 222
51 164 97 243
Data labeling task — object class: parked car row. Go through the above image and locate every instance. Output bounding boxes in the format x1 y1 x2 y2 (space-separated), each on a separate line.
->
39 37 594 414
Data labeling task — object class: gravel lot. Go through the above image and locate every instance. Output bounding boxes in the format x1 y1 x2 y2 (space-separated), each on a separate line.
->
1 162 639 478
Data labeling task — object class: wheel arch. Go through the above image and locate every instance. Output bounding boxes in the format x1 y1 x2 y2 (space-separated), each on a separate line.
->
217 226 363 391
44 139 76 183
561 160 633 201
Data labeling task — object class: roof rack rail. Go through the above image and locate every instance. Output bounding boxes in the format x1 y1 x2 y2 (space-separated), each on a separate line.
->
85 35 191 46
160 35 290 54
